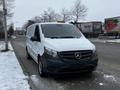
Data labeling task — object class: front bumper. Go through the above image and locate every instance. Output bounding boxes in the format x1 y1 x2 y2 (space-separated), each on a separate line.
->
42 54 98 74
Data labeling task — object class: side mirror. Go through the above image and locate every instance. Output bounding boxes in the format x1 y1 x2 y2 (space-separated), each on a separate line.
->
30 36 38 42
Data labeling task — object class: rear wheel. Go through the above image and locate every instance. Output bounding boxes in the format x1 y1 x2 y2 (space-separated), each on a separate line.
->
38 56 47 77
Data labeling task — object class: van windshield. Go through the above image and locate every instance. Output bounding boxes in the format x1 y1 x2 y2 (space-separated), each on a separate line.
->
41 24 82 38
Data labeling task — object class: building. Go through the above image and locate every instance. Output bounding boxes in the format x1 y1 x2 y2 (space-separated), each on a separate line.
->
105 16 120 36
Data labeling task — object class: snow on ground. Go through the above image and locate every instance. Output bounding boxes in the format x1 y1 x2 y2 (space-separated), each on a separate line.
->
0 42 5 50
95 70 120 86
30 75 65 90
0 41 30 90
89 38 106 43
99 83 103 86
106 39 120 43
104 74 116 82
89 38 120 43
11 35 17 39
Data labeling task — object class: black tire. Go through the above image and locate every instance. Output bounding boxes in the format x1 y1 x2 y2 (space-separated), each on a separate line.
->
38 56 47 77
26 47 32 60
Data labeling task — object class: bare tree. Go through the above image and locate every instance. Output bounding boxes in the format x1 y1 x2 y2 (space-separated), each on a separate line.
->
22 16 43 30
22 20 35 30
0 0 14 19
31 16 43 23
23 7 72 29
71 0 87 22
41 8 60 22
60 8 71 22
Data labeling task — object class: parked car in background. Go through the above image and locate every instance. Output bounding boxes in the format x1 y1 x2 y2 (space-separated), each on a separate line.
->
26 22 98 77
71 21 103 38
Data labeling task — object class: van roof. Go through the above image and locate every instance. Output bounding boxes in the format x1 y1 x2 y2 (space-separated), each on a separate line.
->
37 22 71 25
27 22 72 29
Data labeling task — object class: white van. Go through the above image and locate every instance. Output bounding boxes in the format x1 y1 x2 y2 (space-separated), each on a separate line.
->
26 22 98 77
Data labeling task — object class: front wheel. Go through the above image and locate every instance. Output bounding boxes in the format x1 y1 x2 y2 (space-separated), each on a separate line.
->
38 57 47 77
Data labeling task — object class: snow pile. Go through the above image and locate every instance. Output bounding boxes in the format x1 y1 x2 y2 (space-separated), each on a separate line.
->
99 83 103 86
104 74 116 82
0 41 5 50
11 35 17 39
0 42 30 90
106 39 120 43
89 38 106 43
90 38 120 43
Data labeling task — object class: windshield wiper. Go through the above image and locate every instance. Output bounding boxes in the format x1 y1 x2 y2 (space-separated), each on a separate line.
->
60 36 75 38
49 36 61 38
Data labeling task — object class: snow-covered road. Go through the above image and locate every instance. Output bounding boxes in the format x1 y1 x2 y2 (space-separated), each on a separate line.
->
10 36 120 90
0 41 30 90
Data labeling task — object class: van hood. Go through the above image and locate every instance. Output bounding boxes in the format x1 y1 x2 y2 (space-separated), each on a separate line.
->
44 37 95 52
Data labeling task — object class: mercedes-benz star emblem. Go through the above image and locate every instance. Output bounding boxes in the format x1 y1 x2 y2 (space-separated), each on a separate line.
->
75 52 82 60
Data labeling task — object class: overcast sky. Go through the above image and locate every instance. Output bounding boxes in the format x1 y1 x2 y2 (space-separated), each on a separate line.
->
12 0 120 27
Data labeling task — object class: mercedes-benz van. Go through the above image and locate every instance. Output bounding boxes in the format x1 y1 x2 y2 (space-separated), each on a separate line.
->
26 22 98 77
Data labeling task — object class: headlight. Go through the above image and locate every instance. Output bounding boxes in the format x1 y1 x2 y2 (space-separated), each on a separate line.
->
44 47 58 58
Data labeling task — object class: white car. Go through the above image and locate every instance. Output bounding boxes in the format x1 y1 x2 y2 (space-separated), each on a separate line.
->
26 22 98 77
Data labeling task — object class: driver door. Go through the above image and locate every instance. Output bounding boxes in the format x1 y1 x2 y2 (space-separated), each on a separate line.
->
32 25 41 62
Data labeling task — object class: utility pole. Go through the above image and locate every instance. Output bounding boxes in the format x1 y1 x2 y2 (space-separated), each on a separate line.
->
2 0 8 51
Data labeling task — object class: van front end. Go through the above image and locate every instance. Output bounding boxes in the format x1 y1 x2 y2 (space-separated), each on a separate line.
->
41 48 98 74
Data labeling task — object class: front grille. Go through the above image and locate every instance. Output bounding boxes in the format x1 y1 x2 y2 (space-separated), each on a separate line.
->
58 50 93 60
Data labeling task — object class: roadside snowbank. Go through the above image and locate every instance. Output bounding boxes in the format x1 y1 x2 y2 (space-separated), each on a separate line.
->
89 38 106 43
90 38 120 43
106 39 120 43
0 41 30 90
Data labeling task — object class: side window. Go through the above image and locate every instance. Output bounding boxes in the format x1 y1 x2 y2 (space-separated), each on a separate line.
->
34 25 40 41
